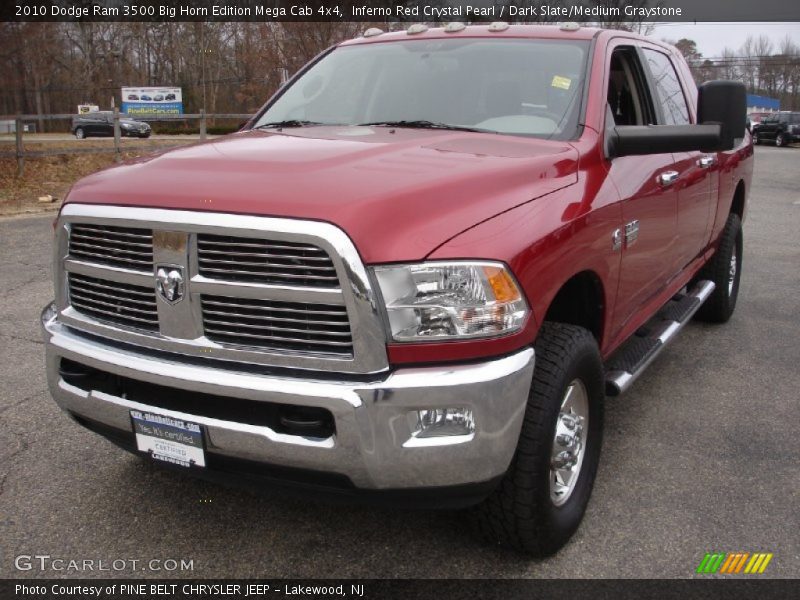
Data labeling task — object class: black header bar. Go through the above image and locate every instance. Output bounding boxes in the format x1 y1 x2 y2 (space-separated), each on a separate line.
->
4 0 800 23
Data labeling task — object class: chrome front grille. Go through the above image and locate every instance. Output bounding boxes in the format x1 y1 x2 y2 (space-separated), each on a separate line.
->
201 295 353 356
69 224 153 271
197 233 338 287
68 273 159 331
55 206 388 374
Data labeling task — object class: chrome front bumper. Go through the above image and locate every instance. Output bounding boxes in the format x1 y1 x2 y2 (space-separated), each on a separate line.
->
42 303 535 491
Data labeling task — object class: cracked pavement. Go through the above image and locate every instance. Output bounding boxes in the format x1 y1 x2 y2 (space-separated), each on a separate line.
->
0 146 798 579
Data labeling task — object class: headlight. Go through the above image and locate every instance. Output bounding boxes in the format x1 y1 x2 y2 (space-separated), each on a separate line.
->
373 261 528 342
120 122 133 129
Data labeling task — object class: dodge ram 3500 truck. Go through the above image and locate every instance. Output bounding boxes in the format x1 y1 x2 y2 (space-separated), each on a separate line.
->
42 24 752 556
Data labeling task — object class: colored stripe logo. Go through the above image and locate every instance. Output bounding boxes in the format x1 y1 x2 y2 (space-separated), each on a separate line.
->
696 552 773 574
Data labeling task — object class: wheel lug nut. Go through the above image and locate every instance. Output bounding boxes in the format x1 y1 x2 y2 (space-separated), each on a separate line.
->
557 433 575 447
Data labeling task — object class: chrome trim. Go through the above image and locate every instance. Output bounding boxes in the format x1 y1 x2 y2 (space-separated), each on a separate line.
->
56 204 388 374
43 305 535 489
657 170 679 186
697 155 717 168
624 220 640 248
606 280 715 396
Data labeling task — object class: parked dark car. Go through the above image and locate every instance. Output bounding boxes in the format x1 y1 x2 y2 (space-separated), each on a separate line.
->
752 111 800 146
746 111 769 133
71 112 151 139
127 94 139 101
164 93 176 101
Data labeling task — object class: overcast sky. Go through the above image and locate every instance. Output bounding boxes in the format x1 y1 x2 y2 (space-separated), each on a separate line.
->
649 22 800 58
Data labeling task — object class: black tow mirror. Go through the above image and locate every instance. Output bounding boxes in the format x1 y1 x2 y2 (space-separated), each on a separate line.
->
608 124 722 157
607 80 747 158
697 80 747 151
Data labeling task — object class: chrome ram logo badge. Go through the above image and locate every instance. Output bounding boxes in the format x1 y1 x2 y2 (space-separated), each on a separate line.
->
155 265 185 304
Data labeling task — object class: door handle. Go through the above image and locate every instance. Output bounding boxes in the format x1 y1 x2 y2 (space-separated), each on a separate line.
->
697 155 717 168
657 170 679 186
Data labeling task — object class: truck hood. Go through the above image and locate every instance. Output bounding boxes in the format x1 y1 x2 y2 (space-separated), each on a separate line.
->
66 127 578 263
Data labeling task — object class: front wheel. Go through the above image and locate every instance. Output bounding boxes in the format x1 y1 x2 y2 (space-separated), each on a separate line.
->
693 213 743 323
471 323 604 556
775 133 785 147
752 130 760 145
74 127 85 140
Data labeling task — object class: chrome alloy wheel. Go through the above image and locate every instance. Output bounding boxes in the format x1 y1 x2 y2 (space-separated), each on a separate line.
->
549 379 589 506
728 249 738 296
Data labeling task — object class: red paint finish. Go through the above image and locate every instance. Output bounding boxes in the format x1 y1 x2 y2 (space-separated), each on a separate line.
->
63 26 753 366
66 127 577 265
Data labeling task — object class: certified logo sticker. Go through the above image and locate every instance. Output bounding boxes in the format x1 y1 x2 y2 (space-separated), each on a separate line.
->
696 552 774 574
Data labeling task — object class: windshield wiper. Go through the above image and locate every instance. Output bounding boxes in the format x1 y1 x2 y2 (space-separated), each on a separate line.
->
255 120 329 129
357 120 490 133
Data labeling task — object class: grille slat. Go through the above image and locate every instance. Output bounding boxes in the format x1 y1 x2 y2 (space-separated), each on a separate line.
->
69 273 158 331
198 258 337 272
198 249 332 262
70 234 152 248
204 318 352 338
65 276 155 298
71 225 153 241
204 328 354 348
70 292 157 315
198 239 325 252
201 295 353 356
202 299 346 317
203 309 348 327
69 224 153 271
197 233 338 288
198 267 339 282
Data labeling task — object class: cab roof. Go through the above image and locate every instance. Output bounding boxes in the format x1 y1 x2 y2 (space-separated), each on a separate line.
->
341 23 611 46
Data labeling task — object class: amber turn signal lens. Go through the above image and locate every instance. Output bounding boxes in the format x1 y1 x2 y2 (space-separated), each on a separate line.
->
484 266 522 303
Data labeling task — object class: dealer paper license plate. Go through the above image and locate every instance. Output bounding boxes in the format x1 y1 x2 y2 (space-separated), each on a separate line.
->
131 410 206 468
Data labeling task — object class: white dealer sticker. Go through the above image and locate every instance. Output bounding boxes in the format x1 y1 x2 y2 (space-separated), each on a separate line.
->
131 410 205 468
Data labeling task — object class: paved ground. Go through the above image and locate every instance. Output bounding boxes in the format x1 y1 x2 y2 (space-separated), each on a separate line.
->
0 146 797 579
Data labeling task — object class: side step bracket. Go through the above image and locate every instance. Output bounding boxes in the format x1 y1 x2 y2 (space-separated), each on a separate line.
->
605 280 715 396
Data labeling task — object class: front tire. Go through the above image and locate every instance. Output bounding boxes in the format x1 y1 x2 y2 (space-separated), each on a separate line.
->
471 323 604 556
693 213 743 323
752 130 760 145
74 127 85 140
775 133 785 147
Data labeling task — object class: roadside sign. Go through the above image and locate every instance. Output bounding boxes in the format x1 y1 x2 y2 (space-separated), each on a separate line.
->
121 87 183 117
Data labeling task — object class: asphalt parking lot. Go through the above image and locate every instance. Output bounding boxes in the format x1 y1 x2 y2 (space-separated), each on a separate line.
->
0 145 797 579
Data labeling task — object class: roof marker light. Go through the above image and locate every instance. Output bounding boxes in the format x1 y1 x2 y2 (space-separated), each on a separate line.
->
488 22 510 32
407 24 429 35
444 22 466 33
363 28 384 38
560 22 581 32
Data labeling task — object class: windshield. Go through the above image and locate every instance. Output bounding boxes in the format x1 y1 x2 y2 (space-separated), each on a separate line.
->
254 38 589 139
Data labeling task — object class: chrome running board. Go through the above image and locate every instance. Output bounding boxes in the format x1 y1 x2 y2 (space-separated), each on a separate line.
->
605 280 716 396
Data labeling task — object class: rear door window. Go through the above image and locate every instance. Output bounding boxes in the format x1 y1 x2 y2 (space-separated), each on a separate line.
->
642 49 690 125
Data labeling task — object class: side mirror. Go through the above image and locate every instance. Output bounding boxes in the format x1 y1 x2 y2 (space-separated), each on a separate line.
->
697 80 747 151
608 124 722 157
607 80 747 158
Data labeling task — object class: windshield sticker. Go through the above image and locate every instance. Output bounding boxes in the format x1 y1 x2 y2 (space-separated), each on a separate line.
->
551 75 572 90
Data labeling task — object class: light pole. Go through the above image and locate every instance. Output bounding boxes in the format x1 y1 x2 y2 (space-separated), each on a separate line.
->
98 49 122 110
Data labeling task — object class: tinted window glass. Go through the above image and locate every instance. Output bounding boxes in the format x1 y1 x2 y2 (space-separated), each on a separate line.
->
256 39 589 139
643 49 690 126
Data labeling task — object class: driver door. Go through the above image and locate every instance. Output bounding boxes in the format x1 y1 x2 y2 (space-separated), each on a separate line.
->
605 45 680 338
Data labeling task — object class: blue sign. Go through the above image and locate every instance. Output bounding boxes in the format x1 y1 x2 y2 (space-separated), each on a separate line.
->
121 87 184 117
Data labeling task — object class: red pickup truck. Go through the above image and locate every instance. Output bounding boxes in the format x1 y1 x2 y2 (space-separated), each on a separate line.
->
42 24 752 556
